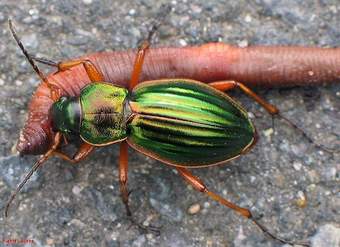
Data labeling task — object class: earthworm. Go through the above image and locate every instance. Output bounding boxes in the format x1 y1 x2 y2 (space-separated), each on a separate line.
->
17 43 340 155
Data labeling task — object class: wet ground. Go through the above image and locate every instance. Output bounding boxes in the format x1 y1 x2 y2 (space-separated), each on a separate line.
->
0 0 339 247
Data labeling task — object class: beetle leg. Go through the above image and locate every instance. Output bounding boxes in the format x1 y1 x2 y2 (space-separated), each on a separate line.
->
57 59 104 82
129 41 150 90
175 167 309 246
209 80 337 154
119 141 161 234
52 142 94 164
31 56 104 82
209 81 279 114
119 141 132 216
129 4 171 90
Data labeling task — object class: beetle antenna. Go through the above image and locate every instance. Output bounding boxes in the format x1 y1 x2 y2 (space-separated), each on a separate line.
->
5 155 47 217
8 19 60 101
28 54 59 67
4 132 62 217
8 19 49 84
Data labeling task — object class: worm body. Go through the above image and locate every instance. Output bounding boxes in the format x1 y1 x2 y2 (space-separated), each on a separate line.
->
17 43 340 155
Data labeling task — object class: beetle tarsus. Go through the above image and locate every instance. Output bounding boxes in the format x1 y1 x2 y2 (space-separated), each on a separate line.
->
126 215 161 235
271 115 276 132
277 114 339 155
120 188 161 234
142 3 172 45
123 189 134 216
176 167 310 246
251 216 311 247
121 187 132 217
124 204 132 217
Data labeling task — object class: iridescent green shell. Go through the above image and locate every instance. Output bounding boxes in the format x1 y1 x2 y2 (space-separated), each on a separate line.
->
80 83 128 145
127 79 256 167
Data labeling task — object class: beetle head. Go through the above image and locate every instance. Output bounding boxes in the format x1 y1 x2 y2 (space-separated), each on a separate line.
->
51 96 81 134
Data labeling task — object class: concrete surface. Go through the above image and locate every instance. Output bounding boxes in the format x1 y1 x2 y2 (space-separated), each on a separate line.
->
0 0 339 247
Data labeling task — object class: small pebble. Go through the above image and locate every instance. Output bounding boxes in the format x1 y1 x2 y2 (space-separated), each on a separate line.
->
238 39 248 48
263 128 274 137
128 9 136 16
10 142 18 154
295 191 307 208
206 239 213 247
132 235 146 247
179 39 187 46
244 14 252 23
18 203 27 211
28 8 39 16
322 167 336 180
329 5 338 14
0 12 5 23
234 226 246 246
188 203 201 215
72 185 83 195
146 234 154 240
293 161 302 171
46 238 54 245
15 80 23 86
247 112 255 119
191 5 202 14
83 0 93 4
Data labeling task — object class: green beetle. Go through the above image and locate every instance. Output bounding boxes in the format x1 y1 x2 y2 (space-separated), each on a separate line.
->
51 79 256 167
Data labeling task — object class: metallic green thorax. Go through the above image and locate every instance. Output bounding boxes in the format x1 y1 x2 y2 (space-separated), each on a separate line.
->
51 97 80 134
80 83 129 145
127 79 255 167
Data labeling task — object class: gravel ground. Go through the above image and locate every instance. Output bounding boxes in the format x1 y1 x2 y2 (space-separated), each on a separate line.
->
0 0 340 247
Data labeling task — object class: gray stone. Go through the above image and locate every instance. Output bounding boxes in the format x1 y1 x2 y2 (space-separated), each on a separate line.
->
311 224 340 247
